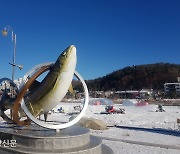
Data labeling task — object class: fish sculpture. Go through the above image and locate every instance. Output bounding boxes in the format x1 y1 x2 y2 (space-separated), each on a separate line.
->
0 45 77 118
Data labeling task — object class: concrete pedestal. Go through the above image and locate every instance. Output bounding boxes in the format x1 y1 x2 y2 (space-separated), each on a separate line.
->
0 123 113 154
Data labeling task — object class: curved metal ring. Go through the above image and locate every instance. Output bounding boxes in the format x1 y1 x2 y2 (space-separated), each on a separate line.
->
19 62 54 89
0 78 18 123
13 63 89 129
21 71 89 129
12 66 50 126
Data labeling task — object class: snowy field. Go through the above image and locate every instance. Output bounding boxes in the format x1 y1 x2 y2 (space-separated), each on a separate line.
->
49 103 180 154
42 102 180 154
85 104 180 154
1 102 180 154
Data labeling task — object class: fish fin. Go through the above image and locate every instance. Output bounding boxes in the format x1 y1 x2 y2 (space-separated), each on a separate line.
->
44 113 48 122
29 102 36 116
68 84 74 95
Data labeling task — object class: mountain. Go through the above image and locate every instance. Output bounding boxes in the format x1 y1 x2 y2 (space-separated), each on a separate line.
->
85 63 180 91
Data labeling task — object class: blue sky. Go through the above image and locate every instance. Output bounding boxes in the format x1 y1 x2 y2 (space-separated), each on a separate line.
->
0 0 180 80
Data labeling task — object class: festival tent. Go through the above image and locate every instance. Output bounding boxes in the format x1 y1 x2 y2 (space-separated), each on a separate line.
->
136 101 149 106
122 99 148 106
88 98 114 105
122 99 138 106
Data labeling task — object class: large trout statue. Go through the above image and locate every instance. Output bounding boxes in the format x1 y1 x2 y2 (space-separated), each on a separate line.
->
0 45 89 130
25 45 77 116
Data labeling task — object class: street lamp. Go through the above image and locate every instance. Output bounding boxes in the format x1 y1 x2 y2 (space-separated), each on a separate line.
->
2 25 23 81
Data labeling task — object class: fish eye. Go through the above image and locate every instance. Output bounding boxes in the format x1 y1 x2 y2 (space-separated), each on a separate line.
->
62 52 67 56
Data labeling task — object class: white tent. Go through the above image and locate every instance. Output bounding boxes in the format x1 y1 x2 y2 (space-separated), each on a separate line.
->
122 99 138 106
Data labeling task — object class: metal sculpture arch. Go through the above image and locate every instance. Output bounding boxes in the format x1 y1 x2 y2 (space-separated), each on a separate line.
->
13 63 89 129
0 78 18 123
0 63 89 130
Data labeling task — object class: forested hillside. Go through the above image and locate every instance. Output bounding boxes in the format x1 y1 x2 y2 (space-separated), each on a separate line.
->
85 63 180 91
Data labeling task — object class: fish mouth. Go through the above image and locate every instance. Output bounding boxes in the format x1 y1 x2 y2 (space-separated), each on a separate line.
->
68 45 76 67
66 45 76 60
60 45 77 72
69 45 76 53
61 45 76 58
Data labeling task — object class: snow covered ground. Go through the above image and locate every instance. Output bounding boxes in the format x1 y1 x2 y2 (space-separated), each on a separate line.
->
85 104 180 154
44 102 180 154
1 102 180 154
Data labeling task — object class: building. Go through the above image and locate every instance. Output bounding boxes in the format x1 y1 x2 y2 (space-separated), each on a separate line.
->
164 83 180 93
14 78 23 89
114 89 153 99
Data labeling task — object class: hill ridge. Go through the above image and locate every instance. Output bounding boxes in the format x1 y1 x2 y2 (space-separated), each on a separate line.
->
86 63 180 91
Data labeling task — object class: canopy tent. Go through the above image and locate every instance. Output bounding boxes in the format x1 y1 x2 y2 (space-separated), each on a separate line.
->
122 99 148 106
88 98 114 105
122 99 138 106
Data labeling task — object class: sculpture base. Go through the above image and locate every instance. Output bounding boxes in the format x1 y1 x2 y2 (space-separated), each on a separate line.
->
0 123 113 154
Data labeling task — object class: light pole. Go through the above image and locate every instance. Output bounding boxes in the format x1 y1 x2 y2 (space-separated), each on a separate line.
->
2 25 23 81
